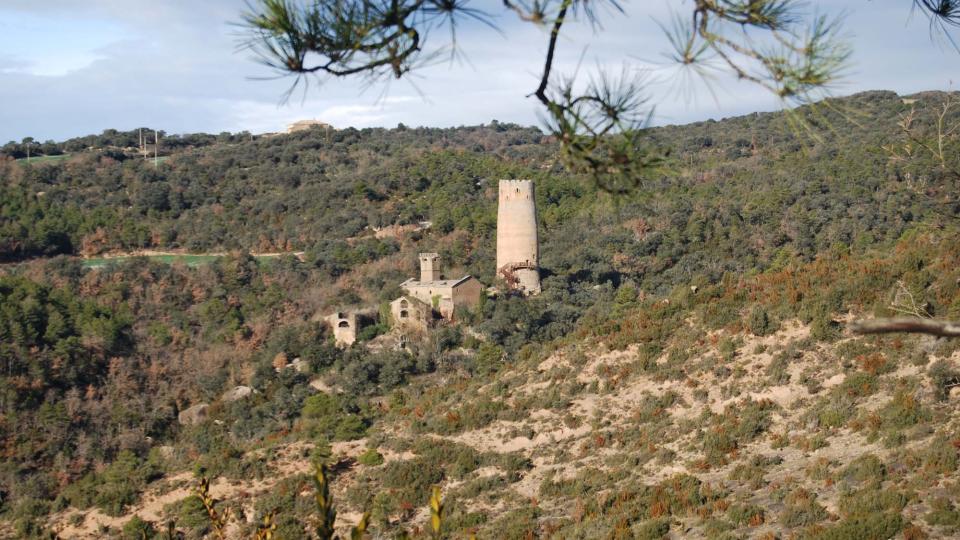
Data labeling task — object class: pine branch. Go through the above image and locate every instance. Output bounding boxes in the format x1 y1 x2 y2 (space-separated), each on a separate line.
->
849 318 960 337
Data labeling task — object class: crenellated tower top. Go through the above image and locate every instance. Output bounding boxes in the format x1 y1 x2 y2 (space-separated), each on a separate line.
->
419 252 441 282
498 179 535 201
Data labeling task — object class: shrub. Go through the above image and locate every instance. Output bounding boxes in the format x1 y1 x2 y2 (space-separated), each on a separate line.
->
11 498 51 539
779 488 827 527
632 517 670 539
766 353 792 385
484 507 540 539
702 399 777 466
474 343 506 376
841 454 886 488
806 457 835 482
926 497 960 532
728 455 781 489
718 338 738 361
411 439 481 479
747 306 775 336
804 484 908 540
174 495 211 533
649 474 711 516
702 427 737 466
839 372 878 397
301 392 368 441
379 457 445 507
358 447 385 467
252 475 313 539
876 390 930 431
311 437 332 465
702 517 736 539
727 504 765 527
839 487 907 516
808 393 856 429
807 513 904 540
928 360 960 401
810 312 841 342
921 435 959 474
94 451 146 516
122 516 156 539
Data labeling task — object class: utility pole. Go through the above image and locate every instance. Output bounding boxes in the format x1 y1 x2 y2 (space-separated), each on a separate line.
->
154 130 159 168
25 142 30 163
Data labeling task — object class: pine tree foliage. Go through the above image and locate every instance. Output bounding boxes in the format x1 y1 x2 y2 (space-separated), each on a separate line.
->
239 0 958 191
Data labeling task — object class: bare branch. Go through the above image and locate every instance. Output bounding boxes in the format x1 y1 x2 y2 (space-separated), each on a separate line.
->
849 318 960 337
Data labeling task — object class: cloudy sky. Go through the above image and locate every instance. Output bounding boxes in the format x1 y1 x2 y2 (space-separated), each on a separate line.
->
1 1 958 142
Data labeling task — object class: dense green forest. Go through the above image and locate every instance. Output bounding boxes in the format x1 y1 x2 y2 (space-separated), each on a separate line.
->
1 90 959 538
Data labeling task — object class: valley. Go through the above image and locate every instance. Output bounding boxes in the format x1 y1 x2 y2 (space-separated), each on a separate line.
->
1 90 959 539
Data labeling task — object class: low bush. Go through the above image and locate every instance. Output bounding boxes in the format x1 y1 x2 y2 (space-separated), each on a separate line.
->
841 454 886 488
358 447 385 466
747 306 776 336
727 503 765 527
779 488 828 527
632 517 670 539
728 455 782 489
300 392 368 441
121 516 156 540
925 497 960 532
921 435 959 474
928 360 960 401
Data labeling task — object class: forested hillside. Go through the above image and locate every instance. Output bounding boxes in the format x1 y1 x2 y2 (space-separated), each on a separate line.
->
1 90 959 539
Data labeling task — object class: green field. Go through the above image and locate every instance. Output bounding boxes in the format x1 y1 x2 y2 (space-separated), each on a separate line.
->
16 153 72 163
82 254 219 268
15 154 172 165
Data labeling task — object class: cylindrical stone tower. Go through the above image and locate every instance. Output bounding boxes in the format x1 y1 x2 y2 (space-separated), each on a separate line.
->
496 179 541 294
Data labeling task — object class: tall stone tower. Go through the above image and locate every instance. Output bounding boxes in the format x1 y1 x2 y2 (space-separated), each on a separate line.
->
496 179 541 294
419 252 440 281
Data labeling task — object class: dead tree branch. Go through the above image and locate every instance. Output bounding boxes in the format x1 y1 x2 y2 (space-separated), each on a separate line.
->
849 317 960 337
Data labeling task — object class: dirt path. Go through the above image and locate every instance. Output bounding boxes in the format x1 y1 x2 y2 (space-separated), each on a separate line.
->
83 249 306 260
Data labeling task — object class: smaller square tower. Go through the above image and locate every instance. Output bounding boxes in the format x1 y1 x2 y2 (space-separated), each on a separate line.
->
419 252 441 282
325 311 357 347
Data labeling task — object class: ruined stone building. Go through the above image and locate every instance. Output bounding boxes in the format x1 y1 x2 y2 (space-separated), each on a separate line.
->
496 179 541 294
327 180 541 343
389 295 433 332
324 311 357 347
395 253 483 322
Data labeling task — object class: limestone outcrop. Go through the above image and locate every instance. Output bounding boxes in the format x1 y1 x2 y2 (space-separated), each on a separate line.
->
222 386 253 402
178 403 209 425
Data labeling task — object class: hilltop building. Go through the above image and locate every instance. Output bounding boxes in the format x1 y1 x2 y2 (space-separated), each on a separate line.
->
496 179 541 294
396 253 483 321
287 120 332 134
